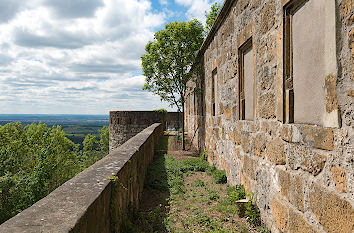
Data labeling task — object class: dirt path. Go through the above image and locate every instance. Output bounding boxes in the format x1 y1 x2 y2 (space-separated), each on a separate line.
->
126 136 269 233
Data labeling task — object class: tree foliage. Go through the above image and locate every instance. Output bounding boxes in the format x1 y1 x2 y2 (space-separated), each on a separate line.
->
142 19 204 111
141 20 204 149
205 2 221 34
0 122 109 223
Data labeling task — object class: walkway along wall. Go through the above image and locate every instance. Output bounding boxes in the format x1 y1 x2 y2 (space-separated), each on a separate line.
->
185 0 354 232
0 123 163 233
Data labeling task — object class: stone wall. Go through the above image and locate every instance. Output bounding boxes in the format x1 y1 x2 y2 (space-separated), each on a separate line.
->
0 123 163 233
110 111 181 152
185 0 354 232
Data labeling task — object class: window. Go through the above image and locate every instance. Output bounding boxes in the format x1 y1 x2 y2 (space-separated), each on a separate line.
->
212 69 217 116
238 38 254 120
283 0 337 126
194 90 197 115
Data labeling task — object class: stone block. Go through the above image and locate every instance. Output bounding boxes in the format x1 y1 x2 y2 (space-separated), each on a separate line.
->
281 124 301 143
243 155 255 180
224 107 231 120
253 133 267 157
288 208 318 233
287 144 327 176
302 125 334 151
215 128 220 140
241 172 251 193
272 197 288 232
266 138 286 165
325 74 339 113
258 0 275 35
229 129 234 141
277 169 304 212
331 166 347 193
347 90 354 97
235 147 241 158
342 0 353 22
234 130 242 145
258 92 276 119
241 133 250 153
309 183 354 233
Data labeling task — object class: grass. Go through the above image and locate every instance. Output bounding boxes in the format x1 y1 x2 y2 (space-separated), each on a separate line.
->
130 152 269 233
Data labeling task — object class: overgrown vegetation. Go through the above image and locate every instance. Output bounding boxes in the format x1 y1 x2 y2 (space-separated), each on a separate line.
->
129 151 269 232
0 122 109 223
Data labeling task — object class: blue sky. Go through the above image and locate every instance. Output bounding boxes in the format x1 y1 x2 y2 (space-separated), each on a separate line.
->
0 0 222 114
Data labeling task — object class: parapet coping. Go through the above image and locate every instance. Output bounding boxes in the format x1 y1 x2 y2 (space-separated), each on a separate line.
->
0 123 162 233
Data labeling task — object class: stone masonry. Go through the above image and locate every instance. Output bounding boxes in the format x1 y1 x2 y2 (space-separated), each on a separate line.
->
110 111 182 152
185 0 354 232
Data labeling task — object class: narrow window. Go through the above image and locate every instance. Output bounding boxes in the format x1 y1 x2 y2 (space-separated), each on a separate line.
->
193 90 197 115
212 69 217 116
238 38 254 120
284 0 336 126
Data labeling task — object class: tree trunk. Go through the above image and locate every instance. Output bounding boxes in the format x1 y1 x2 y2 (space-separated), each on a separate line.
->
182 103 185 150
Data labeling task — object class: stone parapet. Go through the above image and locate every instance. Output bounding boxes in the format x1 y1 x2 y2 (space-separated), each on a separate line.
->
0 123 163 233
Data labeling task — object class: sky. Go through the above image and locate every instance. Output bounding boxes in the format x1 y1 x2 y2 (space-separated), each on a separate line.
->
0 0 222 114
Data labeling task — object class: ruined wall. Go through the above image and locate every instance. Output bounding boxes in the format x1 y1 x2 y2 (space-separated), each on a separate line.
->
0 123 163 233
185 0 354 232
110 111 181 152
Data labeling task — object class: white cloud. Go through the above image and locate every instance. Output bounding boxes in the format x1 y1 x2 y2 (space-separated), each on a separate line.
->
175 0 223 24
0 0 176 114
159 0 168 5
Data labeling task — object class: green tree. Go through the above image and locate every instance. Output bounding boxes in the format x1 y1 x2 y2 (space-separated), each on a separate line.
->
141 19 204 150
205 2 221 34
98 126 109 153
0 122 81 223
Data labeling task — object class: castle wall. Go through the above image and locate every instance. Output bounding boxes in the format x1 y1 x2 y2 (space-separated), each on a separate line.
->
185 0 354 232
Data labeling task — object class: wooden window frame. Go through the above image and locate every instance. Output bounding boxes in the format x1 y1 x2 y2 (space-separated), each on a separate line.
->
212 69 217 117
283 0 308 123
238 38 253 120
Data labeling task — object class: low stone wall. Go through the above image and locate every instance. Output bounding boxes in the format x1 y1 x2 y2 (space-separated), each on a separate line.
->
109 111 182 152
0 123 163 233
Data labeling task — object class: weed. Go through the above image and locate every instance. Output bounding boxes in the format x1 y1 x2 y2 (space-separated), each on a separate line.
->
216 199 239 216
245 193 261 227
144 154 184 196
200 150 208 161
212 169 227 184
256 225 271 233
227 184 246 204
181 158 209 172
192 179 205 187
239 225 249 233
206 164 216 175
208 189 220 200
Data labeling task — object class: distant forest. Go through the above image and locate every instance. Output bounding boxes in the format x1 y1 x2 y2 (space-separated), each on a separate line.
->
0 117 109 224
